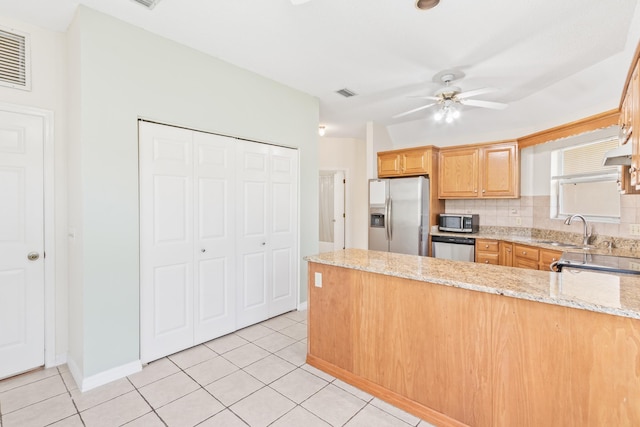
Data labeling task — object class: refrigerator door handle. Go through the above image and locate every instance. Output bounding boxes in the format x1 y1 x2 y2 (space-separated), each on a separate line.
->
384 197 390 241
388 197 393 241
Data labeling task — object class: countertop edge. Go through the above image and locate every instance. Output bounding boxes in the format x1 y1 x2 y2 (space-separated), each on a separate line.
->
305 250 640 321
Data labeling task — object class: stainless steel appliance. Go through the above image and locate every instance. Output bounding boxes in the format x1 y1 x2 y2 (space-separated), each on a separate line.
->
438 213 479 233
431 235 476 262
554 252 640 275
368 177 429 256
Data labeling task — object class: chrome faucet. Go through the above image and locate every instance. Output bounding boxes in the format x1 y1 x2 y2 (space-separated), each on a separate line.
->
564 214 591 246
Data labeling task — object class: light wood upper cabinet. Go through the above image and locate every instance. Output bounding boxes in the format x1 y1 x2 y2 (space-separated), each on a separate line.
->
377 146 435 177
377 152 402 176
481 143 519 197
437 147 479 198
438 141 519 199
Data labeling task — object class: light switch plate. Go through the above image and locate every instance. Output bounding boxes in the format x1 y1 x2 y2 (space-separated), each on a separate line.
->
630 224 640 236
314 272 322 288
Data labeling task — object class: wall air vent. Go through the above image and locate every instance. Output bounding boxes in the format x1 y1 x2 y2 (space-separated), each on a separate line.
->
0 27 30 91
336 88 357 98
131 0 162 9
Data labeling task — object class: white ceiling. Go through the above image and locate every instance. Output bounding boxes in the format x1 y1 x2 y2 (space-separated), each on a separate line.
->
0 0 638 143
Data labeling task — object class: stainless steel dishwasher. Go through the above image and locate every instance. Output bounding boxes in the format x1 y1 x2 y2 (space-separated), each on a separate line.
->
431 235 476 262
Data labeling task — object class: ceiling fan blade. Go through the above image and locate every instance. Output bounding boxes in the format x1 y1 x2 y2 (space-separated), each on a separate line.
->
460 99 508 110
393 103 436 119
408 95 440 101
456 87 497 100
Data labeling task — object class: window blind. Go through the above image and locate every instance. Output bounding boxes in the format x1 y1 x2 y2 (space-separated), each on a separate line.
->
562 138 618 176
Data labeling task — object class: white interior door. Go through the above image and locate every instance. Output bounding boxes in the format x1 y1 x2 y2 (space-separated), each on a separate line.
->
193 132 236 343
236 141 270 328
333 171 345 251
139 122 195 363
0 110 45 379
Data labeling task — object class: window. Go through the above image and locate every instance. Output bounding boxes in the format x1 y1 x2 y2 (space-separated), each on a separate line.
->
550 137 620 221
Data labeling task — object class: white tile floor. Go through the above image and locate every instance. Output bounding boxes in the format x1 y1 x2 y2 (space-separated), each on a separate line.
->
0 310 436 427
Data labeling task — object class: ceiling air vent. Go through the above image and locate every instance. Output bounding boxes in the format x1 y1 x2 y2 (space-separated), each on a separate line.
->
336 88 357 98
0 27 30 91
131 0 162 9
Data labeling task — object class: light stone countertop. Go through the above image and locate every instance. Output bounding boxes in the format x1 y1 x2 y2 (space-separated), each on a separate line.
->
305 248 640 320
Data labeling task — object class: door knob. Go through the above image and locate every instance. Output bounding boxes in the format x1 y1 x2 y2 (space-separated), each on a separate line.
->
27 252 40 261
262 242 266 246
201 249 206 253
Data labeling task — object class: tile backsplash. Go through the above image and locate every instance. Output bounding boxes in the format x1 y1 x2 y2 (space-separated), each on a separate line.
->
444 195 640 240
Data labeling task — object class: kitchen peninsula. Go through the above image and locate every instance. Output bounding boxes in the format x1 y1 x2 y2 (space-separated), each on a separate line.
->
305 249 640 427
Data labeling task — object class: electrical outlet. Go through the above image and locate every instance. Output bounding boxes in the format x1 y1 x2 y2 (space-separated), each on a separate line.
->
630 224 640 236
314 272 322 288
630 261 640 272
515 217 522 226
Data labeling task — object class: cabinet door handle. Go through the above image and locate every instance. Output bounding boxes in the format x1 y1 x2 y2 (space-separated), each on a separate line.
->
522 251 527 255
482 189 486 193
485 260 489 264
485 244 489 248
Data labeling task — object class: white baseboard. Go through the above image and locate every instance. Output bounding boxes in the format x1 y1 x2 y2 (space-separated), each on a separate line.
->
297 301 308 311
47 353 67 367
67 357 142 393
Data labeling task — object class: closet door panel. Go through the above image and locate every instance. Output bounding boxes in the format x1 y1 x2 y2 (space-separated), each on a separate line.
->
194 132 236 343
236 141 270 328
140 122 195 363
269 147 298 316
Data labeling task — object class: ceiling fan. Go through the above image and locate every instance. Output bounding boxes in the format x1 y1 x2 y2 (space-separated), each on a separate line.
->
394 73 508 122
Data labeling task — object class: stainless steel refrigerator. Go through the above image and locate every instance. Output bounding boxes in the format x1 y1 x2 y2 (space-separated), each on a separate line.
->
368 176 430 256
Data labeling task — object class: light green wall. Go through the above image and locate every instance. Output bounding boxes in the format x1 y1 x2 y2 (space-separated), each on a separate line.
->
69 6 319 377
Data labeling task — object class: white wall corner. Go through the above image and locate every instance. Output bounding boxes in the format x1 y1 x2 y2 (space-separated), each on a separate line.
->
69 359 142 393
297 301 308 311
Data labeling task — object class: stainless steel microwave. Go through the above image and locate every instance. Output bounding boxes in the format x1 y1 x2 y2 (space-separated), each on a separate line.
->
438 213 479 233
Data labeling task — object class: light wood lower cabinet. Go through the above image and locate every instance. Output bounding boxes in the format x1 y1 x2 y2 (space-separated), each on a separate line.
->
513 244 540 270
476 240 560 271
499 241 513 267
539 248 562 271
476 239 499 265
307 262 640 427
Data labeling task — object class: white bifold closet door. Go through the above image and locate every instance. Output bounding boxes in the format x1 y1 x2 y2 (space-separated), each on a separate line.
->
236 141 298 329
139 122 298 363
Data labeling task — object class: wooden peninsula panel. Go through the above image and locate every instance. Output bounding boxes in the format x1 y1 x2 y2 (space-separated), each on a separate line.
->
307 261 640 427
493 296 640 426
353 269 492 426
307 264 355 371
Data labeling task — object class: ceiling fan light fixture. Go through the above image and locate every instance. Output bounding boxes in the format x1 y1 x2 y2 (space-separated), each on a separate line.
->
434 105 460 123
416 0 440 11
318 125 326 136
